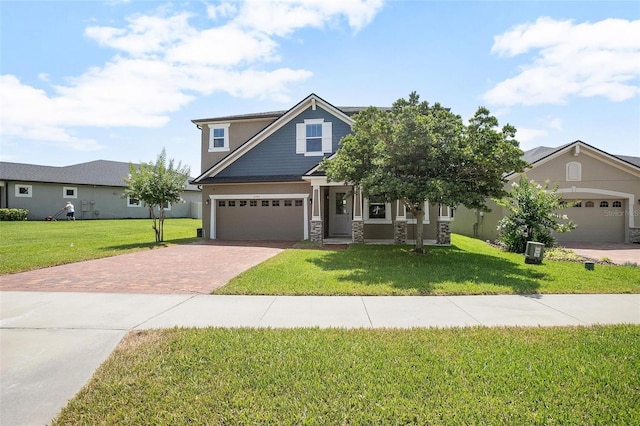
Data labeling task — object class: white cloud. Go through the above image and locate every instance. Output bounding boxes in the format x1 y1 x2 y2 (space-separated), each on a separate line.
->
0 0 384 150
484 17 640 106
547 117 562 131
516 127 548 143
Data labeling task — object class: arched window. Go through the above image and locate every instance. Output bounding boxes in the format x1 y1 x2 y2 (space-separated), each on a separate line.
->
612 201 622 208
573 201 582 208
585 201 594 207
599 201 609 208
566 162 582 181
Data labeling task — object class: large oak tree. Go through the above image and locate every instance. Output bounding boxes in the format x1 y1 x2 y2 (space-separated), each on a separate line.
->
322 92 527 253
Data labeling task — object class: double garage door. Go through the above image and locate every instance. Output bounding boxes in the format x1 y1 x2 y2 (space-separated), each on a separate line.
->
556 199 625 243
215 198 306 241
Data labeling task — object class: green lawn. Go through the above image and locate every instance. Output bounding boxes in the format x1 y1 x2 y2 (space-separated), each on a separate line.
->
216 234 640 295
53 325 640 425
0 219 202 275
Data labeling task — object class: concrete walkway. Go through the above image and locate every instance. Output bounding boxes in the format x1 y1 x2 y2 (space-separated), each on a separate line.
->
1 291 639 425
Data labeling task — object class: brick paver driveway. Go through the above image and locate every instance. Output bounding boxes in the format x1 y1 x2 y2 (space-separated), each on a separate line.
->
0 241 293 294
559 242 640 265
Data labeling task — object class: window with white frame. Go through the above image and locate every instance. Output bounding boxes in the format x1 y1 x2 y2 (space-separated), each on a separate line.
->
63 187 77 199
208 123 230 152
406 201 430 224
15 184 32 197
296 119 332 156
364 197 391 223
566 161 582 181
127 196 142 207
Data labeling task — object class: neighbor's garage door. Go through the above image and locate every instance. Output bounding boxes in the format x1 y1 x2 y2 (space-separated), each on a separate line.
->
556 200 625 243
216 198 305 241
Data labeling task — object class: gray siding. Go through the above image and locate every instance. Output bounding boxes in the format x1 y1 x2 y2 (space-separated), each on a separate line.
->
5 181 200 220
218 106 352 178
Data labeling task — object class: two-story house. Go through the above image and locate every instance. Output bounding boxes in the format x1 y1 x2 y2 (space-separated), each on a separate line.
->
191 94 451 243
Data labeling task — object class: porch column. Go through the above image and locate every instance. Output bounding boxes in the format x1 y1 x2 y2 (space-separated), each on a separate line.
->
352 186 364 243
394 200 407 245
310 185 323 243
437 204 451 245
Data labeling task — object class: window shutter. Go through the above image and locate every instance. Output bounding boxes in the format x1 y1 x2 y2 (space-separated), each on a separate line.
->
322 121 332 153
296 123 305 154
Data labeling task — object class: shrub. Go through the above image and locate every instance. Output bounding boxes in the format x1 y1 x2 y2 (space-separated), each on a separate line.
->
496 176 576 253
0 208 29 221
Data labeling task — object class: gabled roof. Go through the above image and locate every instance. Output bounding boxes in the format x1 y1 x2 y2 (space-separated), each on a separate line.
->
513 140 640 179
192 93 357 184
0 160 200 191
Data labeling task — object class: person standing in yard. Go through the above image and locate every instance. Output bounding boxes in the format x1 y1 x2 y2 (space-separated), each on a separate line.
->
64 201 75 221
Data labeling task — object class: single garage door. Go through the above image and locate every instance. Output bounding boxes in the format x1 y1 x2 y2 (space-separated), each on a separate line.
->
556 199 625 243
216 198 305 241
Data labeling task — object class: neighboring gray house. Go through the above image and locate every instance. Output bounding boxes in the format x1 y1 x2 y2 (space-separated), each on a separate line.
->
0 160 201 220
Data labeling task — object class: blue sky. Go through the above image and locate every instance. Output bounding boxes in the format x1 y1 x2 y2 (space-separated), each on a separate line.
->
1 0 638 175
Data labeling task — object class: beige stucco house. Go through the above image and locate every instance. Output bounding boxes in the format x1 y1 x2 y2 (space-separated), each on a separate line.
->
451 141 640 244
191 94 453 243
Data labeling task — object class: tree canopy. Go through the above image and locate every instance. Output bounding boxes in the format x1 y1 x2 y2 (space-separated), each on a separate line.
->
322 92 527 252
124 148 190 242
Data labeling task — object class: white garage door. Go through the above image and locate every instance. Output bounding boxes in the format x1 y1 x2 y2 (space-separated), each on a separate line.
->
215 198 305 241
556 199 625 243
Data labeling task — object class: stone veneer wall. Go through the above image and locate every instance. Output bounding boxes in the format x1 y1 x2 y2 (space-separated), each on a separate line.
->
310 220 323 243
352 220 364 243
630 227 640 244
394 220 407 244
437 220 451 245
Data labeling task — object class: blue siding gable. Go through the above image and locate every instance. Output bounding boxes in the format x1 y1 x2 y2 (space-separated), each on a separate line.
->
217 106 352 178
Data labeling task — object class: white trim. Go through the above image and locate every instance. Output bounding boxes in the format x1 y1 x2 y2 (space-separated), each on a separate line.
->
15 184 32 198
195 94 353 182
63 186 77 199
209 193 309 240
557 187 635 229
364 197 392 224
208 123 230 152
127 196 142 207
566 161 582 181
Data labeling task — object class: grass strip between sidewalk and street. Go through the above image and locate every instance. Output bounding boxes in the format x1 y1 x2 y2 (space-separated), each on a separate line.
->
53 325 640 425
216 234 640 295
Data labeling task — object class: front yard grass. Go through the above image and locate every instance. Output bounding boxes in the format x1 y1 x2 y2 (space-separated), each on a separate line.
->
0 219 202 275
216 234 640 295
53 325 640 425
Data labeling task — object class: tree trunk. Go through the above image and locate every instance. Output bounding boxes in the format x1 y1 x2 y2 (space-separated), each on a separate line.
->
158 208 165 242
414 208 425 254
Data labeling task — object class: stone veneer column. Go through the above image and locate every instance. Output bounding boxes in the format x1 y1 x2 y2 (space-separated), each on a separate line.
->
436 220 451 245
394 220 407 244
352 220 364 243
629 227 640 244
310 220 323 243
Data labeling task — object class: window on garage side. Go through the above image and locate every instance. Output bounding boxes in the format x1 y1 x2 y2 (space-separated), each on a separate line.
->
228 201 236 207
295 200 303 207
585 201 594 207
218 200 225 207
272 200 280 207
240 201 247 207
612 201 622 208
63 186 77 199
284 200 292 206
15 184 32 197
573 202 582 207
262 200 269 207
600 201 609 208
250 200 257 207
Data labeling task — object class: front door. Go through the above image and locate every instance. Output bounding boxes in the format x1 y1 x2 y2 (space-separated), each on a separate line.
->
329 187 351 236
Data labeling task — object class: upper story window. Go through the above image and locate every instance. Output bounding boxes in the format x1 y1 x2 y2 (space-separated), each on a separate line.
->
208 123 230 152
566 161 582 181
296 119 332 156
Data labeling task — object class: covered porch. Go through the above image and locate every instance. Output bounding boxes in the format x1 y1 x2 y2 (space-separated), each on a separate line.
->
303 176 452 245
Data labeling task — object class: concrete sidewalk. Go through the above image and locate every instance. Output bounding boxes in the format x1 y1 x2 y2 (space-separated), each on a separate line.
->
1 292 639 425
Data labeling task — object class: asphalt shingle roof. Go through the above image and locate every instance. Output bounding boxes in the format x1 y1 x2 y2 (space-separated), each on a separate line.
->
0 160 199 191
